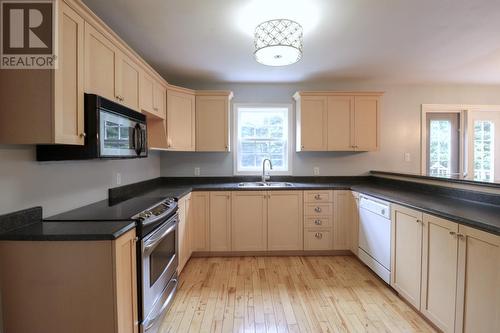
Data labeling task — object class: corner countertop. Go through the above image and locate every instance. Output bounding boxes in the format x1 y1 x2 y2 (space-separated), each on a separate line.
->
2 175 499 241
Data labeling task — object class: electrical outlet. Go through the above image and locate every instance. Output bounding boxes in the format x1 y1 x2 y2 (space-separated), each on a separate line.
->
194 167 200 176
116 172 122 185
404 152 411 162
313 167 320 176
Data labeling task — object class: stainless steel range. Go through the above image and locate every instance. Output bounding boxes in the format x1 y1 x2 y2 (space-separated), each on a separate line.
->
133 198 178 333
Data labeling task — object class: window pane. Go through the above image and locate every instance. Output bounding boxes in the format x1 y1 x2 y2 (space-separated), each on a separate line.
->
428 120 452 177
236 106 289 173
473 120 494 182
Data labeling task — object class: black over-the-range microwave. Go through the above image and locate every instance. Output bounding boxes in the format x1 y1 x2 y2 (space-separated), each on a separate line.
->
37 94 147 161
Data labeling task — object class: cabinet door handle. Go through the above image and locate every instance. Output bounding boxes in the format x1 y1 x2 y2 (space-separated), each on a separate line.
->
449 231 457 237
315 233 323 239
314 194 321 200
457 233 465 240
314 219 322 225
416 219 422 224
79 132 86 138
314 207 322 213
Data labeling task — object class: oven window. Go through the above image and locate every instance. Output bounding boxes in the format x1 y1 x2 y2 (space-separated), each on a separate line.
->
150 230 176 286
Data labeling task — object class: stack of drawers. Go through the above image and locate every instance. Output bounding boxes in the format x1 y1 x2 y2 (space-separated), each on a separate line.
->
303 190 334 250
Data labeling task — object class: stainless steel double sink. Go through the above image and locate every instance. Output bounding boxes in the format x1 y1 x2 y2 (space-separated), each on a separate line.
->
237 182 294 188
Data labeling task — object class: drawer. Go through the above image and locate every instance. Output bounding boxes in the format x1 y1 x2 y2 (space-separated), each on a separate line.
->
304 203 333 216
304 191 333 203
304 230 332 250
304 216 332 229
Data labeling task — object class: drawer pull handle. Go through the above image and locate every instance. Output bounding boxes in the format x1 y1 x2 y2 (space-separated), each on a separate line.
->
315 233 323 239
314 219 322 225
314 207 322 213
314 194 321 200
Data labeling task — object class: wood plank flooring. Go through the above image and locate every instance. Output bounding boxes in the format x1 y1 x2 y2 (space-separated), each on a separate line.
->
160 256 436 333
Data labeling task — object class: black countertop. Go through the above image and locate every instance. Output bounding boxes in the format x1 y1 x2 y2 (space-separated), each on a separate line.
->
1 175 499 241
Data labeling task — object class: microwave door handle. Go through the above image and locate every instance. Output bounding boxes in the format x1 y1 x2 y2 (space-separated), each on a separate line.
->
133 124 141 156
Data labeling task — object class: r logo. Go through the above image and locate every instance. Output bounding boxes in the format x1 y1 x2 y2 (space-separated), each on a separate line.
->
2 1 53 55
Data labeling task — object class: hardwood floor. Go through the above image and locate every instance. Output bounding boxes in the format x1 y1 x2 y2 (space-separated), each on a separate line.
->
160 256 436 333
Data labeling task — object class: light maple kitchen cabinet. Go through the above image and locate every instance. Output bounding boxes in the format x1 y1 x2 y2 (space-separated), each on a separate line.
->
231 191 268 251
267 191 303 251
295 95 328 151
115 51 140 111
303 190 334 250
350 191 360 255
390 204 424 309
455 225 500 333
209 192 232 251
140 72 166 119
85 22 141 111
191 192 210 252
0 229 138 333
195 91 233 152
178 194 192 273
294 92 382 152
333 190 352 250
421 214 459 333
327 96 354 151
0 1 85 145
166 86 196 151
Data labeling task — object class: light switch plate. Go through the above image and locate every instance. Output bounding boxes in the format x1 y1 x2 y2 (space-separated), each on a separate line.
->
194 167 200 176
404 152 411 162
116 172 122 185
313 167 320 176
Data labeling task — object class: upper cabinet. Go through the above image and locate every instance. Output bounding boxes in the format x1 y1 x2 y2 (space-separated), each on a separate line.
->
294 92 382 152
195 91 233 152
0 1 85 145
166 86 196 151
140 72 166 119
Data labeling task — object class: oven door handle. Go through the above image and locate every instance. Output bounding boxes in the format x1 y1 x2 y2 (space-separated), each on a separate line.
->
142 278 178 331
144 223 176 252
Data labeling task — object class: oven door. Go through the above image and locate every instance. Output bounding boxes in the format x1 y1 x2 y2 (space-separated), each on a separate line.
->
141 214 178 329
99 109 147 157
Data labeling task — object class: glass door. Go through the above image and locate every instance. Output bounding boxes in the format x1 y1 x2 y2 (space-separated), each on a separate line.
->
466 111 500 182
426 113 460 178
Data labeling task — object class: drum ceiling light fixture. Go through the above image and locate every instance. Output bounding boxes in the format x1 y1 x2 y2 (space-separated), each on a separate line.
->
254 19 303 66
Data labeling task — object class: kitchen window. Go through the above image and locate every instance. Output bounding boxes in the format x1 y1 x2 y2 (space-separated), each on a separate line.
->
234 104 292 175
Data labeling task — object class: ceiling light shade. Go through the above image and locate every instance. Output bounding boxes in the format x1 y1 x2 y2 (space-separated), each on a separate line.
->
254 19 303 66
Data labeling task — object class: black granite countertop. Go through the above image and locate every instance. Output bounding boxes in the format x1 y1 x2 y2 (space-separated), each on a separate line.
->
2 175 499 241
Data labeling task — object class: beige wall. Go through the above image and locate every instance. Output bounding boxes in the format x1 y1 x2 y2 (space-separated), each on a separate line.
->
0 146 160 217
160 82 500 177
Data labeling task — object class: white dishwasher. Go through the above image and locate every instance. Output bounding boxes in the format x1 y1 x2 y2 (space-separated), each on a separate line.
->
358 194 392 284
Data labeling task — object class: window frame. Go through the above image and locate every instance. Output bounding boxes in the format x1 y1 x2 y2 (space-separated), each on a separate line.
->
233 103 293 176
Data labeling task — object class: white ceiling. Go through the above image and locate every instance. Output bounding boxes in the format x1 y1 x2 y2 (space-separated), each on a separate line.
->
82 0 500 85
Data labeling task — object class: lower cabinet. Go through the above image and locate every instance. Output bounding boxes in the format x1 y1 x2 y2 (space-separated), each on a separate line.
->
455 225 500 333
209 191 232 251
191 192 210 252
421 214 459 333
390 204 423 309
178 193 192 273
0 229 138 333
231 191 268 251
267 191 303 251
333 190 352 250
303 190 334 250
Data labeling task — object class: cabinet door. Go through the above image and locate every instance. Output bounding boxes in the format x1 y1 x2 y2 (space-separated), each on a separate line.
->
178 195 189 273
54 2 85 145
333 190 352 250
115 52 140 111
391 205 423 309
231 191 267 251
299 96 328 151
268 191 303 251
167 89 196 151
327 96 354 151
84 22 116 101
455 226 500 333
113 229 138 333
191 192 210 252
350 191 360 255
353 96 379 151
209 192 231 252
421 214 459 332
153 82 166 119
139 72 155 114
195 95 229 152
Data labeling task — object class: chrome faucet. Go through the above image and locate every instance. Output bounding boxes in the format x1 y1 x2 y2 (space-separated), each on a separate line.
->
262 158 273 183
